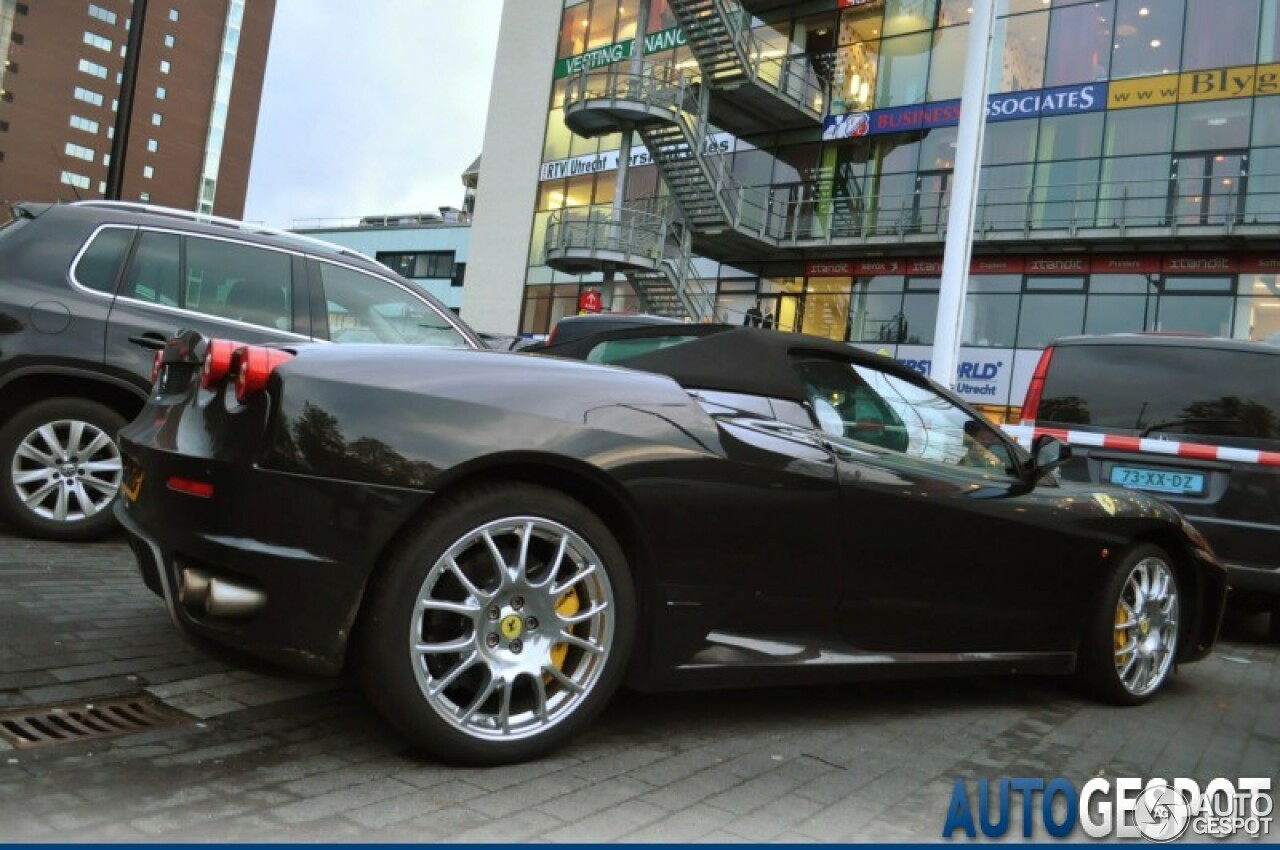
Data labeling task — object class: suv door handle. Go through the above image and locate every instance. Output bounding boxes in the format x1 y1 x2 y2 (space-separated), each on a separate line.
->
128 333 167 351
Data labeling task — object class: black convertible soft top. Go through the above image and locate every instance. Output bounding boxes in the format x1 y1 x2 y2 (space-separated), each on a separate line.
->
536 324 929 403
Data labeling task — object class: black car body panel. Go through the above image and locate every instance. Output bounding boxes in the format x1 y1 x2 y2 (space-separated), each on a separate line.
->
117 331 1226 685
0 201 480 540
1030 335 1280 597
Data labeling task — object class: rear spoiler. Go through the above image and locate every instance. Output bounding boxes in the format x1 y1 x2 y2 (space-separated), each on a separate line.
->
10 202 52 221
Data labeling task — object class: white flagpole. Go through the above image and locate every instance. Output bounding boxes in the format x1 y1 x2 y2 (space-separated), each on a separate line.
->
931 0 997 389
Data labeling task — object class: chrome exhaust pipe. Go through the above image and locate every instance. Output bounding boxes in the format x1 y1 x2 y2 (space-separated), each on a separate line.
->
204 578 267 618
179 568 212 612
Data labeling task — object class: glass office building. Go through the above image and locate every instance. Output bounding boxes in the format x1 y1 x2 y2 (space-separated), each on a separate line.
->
513 0 1280 417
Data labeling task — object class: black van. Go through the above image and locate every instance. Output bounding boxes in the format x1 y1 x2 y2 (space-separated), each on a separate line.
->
1020 334 1280 636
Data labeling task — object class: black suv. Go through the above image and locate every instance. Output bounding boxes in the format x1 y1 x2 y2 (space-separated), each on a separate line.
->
1021 334 1280 635
0 201 481 541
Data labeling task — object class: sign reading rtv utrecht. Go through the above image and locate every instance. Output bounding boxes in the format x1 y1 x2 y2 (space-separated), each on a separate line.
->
942 776 1272 841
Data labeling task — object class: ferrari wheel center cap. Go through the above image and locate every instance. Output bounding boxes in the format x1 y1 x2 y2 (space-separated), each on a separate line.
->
1139 616 1151 637
500 614 524 640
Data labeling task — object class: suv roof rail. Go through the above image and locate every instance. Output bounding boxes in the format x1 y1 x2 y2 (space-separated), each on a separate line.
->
67 200 381 266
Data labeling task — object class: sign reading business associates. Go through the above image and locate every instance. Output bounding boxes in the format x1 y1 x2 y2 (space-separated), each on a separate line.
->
824 81 1105 139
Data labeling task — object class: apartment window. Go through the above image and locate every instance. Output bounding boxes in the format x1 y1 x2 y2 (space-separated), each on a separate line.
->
168 8 178 21
88 4 118 25
60 171 91 190
70 115 99 134
140 192 150 202
163 34 175 48
74 86 105 107
107 126 115 139
155 86 166 100
65 142 95 162
83 32 112 52
103 153 110 166
159 59 171 74
0 120 8 132
78 59 108 79
142 165 154 179
151 112 162 126
376 251 457 280
15 3 28 14
146 139 158 153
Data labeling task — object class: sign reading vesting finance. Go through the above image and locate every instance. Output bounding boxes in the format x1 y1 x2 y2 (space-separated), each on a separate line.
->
822 82 1106 140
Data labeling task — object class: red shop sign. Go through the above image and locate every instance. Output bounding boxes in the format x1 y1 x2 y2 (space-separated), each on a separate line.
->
970 257 1025 274
1238 255 1280 273
1162 255 1239 274
806 260 856 277
578 288 602 314
1091 256 1162 274
906 258 944 275
853 259 905 275
1025 256 1089 274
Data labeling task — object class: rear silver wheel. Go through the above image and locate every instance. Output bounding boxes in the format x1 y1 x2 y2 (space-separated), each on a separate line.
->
411 517 615 741
361 483 634 765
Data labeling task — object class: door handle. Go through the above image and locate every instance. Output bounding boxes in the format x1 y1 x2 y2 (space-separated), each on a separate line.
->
128 333 167 351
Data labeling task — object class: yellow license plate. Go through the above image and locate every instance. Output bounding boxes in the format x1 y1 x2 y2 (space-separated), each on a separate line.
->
121 467 144 503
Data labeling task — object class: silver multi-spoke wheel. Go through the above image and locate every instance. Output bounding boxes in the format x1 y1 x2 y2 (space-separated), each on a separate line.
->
409 516 615 742
11 418 123 523
1112 556 1179 697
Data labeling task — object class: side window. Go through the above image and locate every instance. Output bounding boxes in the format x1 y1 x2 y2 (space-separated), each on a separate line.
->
585 334 701 363
318 263 467 347
794 355 1017 474
73 227 133 293
184 237 293 332
122 231 180 306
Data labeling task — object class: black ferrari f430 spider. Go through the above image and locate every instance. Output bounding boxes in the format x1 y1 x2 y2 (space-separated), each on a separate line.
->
116 326 1226 764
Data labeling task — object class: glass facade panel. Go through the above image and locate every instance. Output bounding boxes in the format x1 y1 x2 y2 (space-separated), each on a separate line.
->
1044 0 1113 86
1085 295 1151 334
1016 293 1086 347
1111 0 1185 78
926 23 967 102
993 10 1048 93
1156 295 1234 335
1174 100 1252 151
1103 106 1175 157
848 282 906 342
875 33 932 108
1181 0 1260 70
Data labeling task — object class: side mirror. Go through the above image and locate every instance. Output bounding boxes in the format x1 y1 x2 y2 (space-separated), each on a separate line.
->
1029 434 1071 481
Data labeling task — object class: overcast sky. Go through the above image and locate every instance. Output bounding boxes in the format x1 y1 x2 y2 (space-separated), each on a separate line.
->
243 1 502 228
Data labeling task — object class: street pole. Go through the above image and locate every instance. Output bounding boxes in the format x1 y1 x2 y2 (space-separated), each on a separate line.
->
605 0 650 312
105 0 148 201
931 0 996 389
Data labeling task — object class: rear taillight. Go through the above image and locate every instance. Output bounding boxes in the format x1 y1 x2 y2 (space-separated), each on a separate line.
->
1020 345 1055 425
200 338 240 389
233 345 294 403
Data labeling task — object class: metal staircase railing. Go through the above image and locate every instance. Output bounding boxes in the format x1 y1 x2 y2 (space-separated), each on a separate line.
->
666 0 826 121
563 59 744 232
544 200 715 322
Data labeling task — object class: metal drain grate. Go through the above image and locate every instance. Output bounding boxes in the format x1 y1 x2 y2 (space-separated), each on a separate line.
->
0 693 194 749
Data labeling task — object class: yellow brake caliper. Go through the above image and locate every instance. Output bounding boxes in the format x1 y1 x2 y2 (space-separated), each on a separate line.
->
547 586 580 680
1114 603 1132 659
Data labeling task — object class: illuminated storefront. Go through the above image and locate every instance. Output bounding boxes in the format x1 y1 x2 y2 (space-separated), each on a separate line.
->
499 0 1280 417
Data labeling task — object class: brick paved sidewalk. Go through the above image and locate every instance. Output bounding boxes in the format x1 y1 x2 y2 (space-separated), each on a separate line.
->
0 529 1277 842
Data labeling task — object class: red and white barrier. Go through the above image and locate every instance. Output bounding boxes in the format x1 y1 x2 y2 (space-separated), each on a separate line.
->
1001 424 1280 469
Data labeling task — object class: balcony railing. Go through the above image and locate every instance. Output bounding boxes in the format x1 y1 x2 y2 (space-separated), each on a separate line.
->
717 166 1280 245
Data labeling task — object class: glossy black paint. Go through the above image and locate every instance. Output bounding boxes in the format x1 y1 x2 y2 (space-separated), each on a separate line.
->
117 335 1227 689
